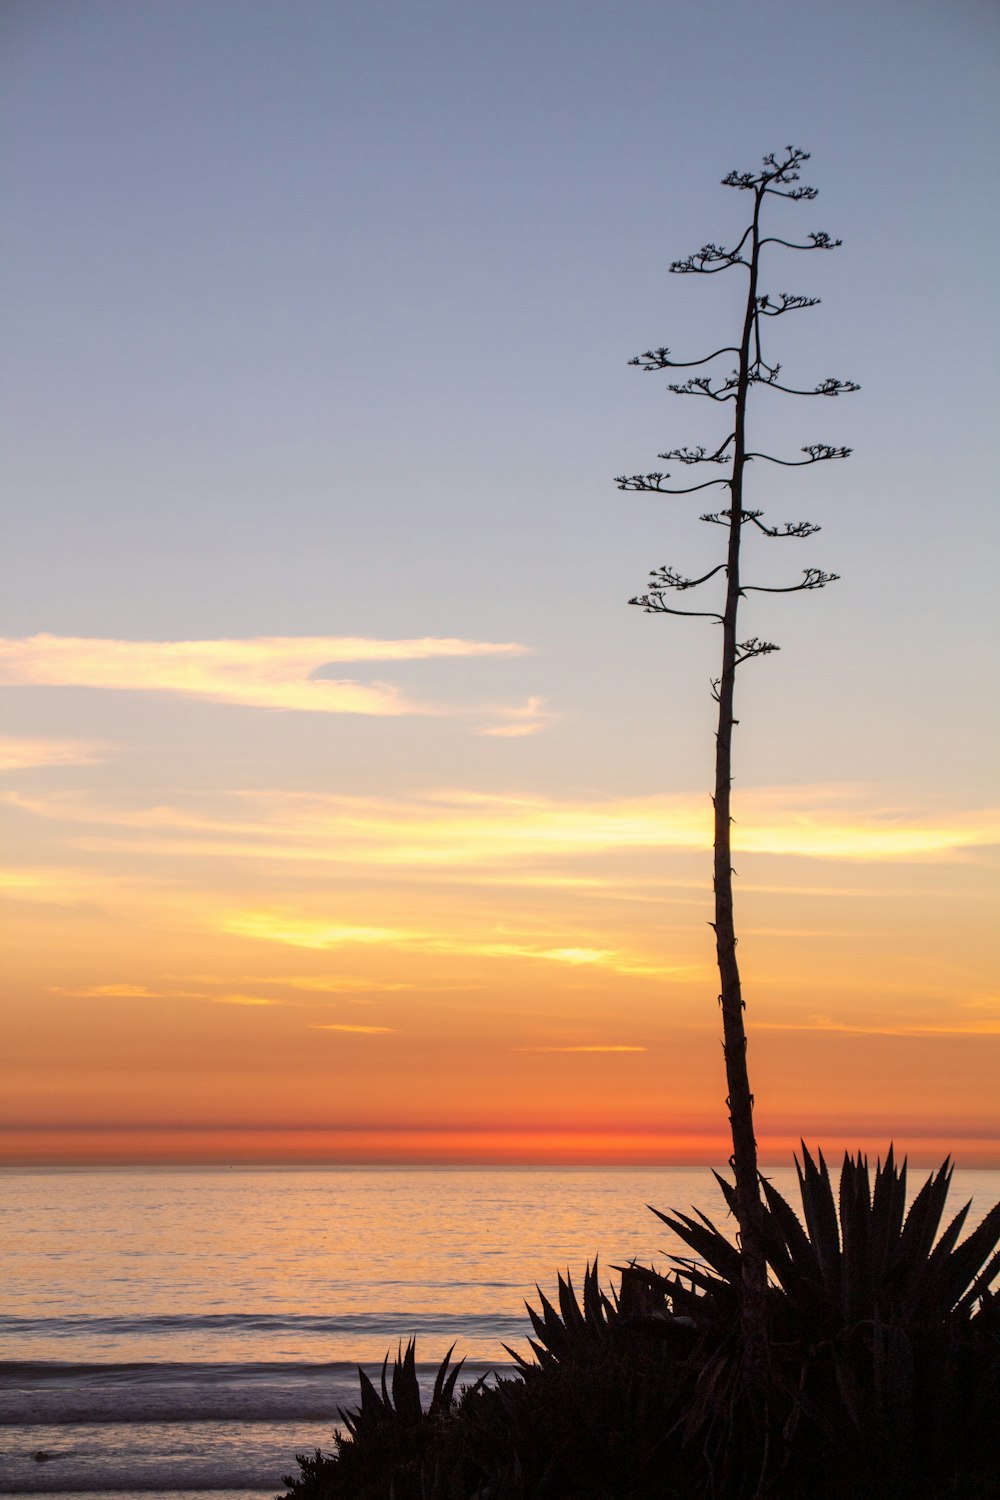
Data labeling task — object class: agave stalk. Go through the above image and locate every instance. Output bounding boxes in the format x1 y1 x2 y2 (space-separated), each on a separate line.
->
620 148 856 1377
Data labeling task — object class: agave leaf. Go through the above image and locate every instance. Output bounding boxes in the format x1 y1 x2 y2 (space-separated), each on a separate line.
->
957 1243 1000 1318
668 1255 736 1304
928 1199 972 1269
656 1208 743 1283
525 1292 557 1350
391 1339 422 1425
557 1269 585 1334
582 1261 614 1328
839 1153 874 1324
666 1278 717 1319
430 1343 465 1415
940 1196 1000 1310
757 1176 811 1281
796 1145 842 1300
869 1146 907 1286
897 1159 953 1270
339 1360 392 1438
711 1171 737 1213
759 1172 819 1288
525 1336 552 1367
501 1340 536 1372
918 1198 973 1318
610 1260 675 1295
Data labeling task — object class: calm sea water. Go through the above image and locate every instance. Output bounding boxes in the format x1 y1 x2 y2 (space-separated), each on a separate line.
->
2 1164 998 1498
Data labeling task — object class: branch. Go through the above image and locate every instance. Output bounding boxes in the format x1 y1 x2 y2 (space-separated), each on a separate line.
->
668 373 739 401
765 186 819 201
628 346 740 371
660 439 734 465
645 562 728 592
747 516 821 538
615 471 730 495
735 638 780 665
669 234 751 274
629 592 724 621
699 508 819 538
747 443 851 466
723 146 816 197
755 375 860 397
743 568 839 594
756 293 820 316
760 231 841 250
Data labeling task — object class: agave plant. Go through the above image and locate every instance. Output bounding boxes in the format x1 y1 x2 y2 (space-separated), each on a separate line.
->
503 1261 624 1371
630 1148 1000 1498
646 1146 1000 1341
338 1338 467 1440
281 1341 472 1499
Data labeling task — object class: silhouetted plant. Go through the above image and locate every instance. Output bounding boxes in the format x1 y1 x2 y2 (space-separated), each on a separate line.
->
621 1149 1000 1496
339 1338 466 1441
280 1340 476 1500
279 1172 1000 1499
617 147 857 1374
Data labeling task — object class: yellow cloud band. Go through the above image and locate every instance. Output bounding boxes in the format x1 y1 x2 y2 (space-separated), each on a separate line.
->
0 634 530 715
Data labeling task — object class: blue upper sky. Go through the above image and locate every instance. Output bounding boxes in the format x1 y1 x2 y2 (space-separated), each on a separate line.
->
2 0 998 798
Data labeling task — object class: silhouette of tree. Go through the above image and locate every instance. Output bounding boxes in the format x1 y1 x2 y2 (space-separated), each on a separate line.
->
617 147 857 1381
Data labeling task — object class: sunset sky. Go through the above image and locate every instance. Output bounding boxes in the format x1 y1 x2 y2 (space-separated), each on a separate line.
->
2 0 998 1166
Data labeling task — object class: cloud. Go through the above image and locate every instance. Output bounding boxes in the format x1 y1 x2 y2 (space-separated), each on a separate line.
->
9 783 997 867
216 908 693 978
222 916 411 948
515 1045 648 1053
254 975 415 994
177 973 415 994
0 735 105 772
48 983 206 999
0 634 530 716
309 1023 396 1034
213 993 283 1007
54 983 155 998
756 1018 1000 1037
475 696 551 737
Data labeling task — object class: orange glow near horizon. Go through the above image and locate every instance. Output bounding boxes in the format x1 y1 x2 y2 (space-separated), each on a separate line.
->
6 1127 999 1171
2 679 998 1170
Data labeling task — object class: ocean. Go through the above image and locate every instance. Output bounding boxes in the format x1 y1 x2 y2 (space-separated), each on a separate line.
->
3 1164 998 1498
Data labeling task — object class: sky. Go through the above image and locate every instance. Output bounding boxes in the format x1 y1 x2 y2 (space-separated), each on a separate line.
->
2 0 998 1167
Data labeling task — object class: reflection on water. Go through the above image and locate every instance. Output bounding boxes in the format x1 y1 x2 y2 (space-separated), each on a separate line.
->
4 1165 998 1364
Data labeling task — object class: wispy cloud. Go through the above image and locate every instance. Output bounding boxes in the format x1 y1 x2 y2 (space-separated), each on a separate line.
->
179 973 415 995
475 696 551 737
0 735 105 772
756 1018 1000 1037
212 993 283 1007
222 916 410 948
53 983 155 998
259 975 415 994
516 1045 648 1053
0 634 530 716
8 783 998 866
217 908 692 978
309 1023 396 1034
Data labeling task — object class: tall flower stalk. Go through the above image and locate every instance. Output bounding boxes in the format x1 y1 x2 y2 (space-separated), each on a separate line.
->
618 147 858 1372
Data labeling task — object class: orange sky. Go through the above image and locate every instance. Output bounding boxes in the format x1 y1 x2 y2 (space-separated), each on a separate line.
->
3 706 997 1167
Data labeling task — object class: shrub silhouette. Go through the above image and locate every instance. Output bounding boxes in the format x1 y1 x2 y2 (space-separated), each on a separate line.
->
279 1152 1000 1500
